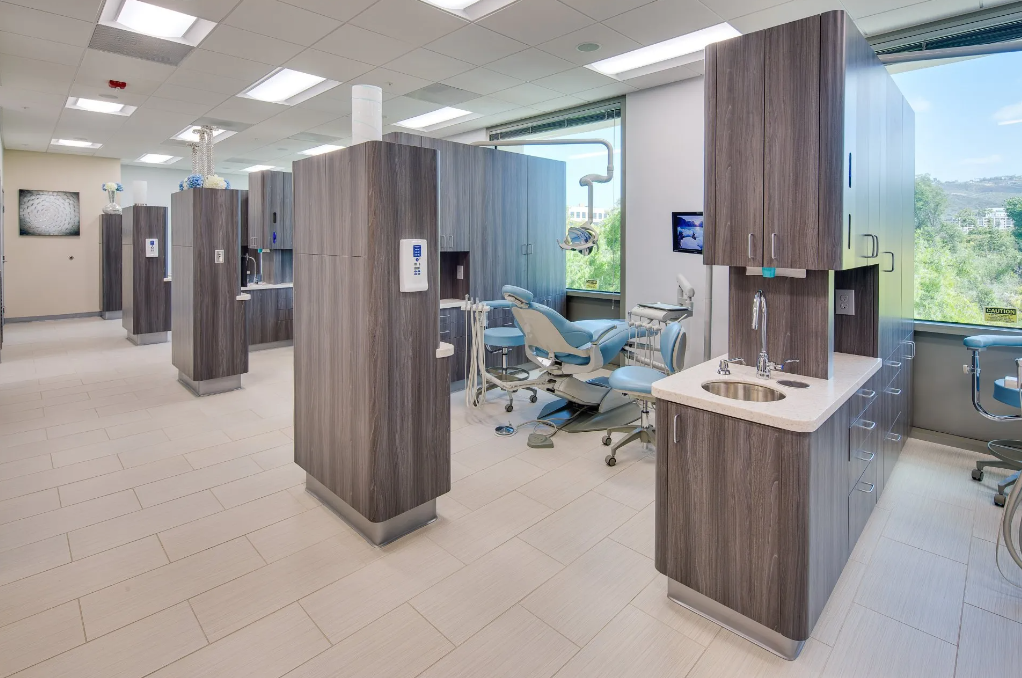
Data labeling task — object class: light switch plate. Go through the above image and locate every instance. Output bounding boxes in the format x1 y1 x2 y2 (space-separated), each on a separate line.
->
836 289 855 315
215 250 224 264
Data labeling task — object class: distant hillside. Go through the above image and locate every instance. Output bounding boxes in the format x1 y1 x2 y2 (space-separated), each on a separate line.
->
937 175 1022 216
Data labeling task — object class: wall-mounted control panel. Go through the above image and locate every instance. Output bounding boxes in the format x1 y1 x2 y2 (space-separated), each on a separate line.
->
400 238 428 292
145 239 158 258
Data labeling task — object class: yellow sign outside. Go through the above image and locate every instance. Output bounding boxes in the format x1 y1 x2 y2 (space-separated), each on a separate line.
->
984 307 1018 324
584 279 599 290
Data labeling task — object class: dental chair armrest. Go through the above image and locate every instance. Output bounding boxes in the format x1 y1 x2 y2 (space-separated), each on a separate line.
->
591 325 622 345
964 335 1022 349
484 300 514 309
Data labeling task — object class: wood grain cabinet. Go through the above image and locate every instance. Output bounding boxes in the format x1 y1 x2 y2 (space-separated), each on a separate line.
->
245 286 294 348
247 170 294 250
704 11 908 271
100 214 122 318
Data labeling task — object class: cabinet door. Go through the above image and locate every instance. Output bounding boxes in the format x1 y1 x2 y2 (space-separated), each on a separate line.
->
851 48 874 265
901 99 916 339
478 148 527 303
848 459 877 551
707 30 766 266
763 16 821 269
277 172 294 249
247 172 265 249
266 171 285 249
527 155 566 317
438 139 482 252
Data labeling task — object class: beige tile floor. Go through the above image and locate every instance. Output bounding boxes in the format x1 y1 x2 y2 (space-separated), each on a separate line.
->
1 317 1021 677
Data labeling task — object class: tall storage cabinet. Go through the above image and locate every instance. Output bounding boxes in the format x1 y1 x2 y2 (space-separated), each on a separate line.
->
247 170 294 250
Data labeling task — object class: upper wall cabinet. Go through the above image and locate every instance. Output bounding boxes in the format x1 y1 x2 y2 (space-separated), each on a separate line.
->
248 170 294 250
704 11 907 271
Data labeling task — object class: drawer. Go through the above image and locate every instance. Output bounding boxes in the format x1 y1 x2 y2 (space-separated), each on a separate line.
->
849 401 878 454
882 355 903 388
849 426 877 492
848 459 878 551
850 381 879 421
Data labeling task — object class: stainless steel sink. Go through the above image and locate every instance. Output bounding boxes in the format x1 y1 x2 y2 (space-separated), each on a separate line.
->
701 380 787 402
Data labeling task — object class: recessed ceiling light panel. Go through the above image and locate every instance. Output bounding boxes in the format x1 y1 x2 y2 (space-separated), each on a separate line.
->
52 139 102 149
137 153 182 164
172 126 236 143
239 68 340 106
418 0 517 21
394 107 474 131
587 22 740 80
65 97 136 116
98 0 216 47
243 165 275 173
300 144 346 156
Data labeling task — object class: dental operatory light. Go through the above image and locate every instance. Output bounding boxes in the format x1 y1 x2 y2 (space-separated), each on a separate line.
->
394 107 472 131
137 154 181 164
588 22 740 79
240 69 338 105
300 144 345 156
243 165 275 172
117 0 197 39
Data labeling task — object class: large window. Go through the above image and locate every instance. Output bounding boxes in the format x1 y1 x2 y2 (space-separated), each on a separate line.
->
490 101 623 293
891 50 1022 327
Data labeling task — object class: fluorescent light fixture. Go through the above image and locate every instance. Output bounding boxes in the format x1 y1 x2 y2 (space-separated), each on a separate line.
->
300 144 345 156
117 0 196 39
239 68 339 106
394 107 472 130
243 165 275 172
137 153 181 164
587 22 741 79
422 0 477 9
52 139 102 148
65 97 136 116
418 0 517 20
172 126 235 143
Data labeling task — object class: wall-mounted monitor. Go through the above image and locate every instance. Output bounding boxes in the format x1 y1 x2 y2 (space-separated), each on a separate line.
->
672 212 703 254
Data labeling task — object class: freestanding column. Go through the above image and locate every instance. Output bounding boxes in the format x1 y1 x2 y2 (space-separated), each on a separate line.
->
292 141 451 545
171 188 248 396
122 206 170 344
100 214 122 320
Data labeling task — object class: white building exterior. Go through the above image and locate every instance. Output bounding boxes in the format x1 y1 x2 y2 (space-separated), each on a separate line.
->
568 204 610 223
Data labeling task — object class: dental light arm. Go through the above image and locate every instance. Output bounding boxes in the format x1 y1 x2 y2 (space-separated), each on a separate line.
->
676 272 695 309
473 138 614 255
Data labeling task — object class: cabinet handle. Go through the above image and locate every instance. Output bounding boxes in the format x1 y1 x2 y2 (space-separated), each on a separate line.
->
903 340 916 359
770 233 778 260
521 243 528 255
528 243 534 255
273 212 277 224
886 432 903 443
855 420 877 431
673 414 680 443
848 152 853 188
847 214 852 250
864 234 879 259
854 450 875 462
886 360 902 368
748 233 754 259
883 251 894 273
855 481 876 494
885 387 902 396
857 389 876 399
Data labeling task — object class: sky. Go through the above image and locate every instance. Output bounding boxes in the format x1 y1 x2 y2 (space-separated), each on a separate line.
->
891 50 1022 182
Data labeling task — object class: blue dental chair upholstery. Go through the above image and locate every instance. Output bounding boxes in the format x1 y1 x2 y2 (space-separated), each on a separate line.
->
602 321 687 465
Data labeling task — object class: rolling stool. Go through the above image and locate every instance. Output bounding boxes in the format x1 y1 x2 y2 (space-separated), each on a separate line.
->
484 326 538 413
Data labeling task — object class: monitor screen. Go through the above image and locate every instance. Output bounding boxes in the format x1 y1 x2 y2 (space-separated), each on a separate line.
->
672 212 704 254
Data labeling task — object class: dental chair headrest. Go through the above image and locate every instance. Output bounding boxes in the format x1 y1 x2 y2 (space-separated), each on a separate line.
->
502 285 534 308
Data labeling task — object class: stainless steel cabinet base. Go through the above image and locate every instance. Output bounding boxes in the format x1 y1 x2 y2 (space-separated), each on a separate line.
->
249 339 294 352
667 578 805 661
102 311 122 320
306 474 437 547
126 331 168 345
178 372 242 397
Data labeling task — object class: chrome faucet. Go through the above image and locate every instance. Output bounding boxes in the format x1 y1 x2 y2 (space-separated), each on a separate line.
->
751 289 799 379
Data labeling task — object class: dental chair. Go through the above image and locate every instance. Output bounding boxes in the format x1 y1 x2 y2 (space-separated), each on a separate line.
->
503 285 641 432
963 335 1022 506
602 321 687 466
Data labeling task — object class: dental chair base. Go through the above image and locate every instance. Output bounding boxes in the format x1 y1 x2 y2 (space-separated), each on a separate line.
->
536 373 640 433
602 400 653 466
971 440 1022 507
306 474 437 547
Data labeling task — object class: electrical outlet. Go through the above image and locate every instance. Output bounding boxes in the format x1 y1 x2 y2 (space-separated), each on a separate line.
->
836 289 855 315
456 265 464 280
215 249 224 264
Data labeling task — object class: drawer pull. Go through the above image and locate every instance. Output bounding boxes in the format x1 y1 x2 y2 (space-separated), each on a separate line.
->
748 233 755 259
771 233 778 260
854 420 877 431
885 387 902 396
886 360 902 368
854 450 875 462
858 389 876 399
855 481 876 494
886 433 903 443
673 414 681 443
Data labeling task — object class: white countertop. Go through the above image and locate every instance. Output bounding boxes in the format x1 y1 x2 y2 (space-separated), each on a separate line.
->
242 282 294 291
436 342 454 359
651 353 882 433
440 299 463 310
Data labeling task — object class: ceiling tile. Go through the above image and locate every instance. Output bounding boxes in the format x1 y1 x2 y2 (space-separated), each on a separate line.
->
294 92 353 115
180 49 274 82
4 0 102 22
204 97 286 125
142 0 242 22
286 49 374 83
349 0 467 48
0 85 66 110
560 0 656 21
224 0 342 46
405 82 478 106
441 67 523 96
620 61 701 89
536 24 641 65
603 0 724 45
855 0 979 36
67 84 148 107
385 49 474 81
201 25 306 65
78 48 177 86
492 82 562 106
262 104 341 132
120 107 198 139
142 96 215 117
700 0 790 20
727 0 843 34
307 116 352 138
426 24 528 66
486 49 576 81
0 55 76 95
54 109 130 138
526 94 585 114
153 83 232 106
460 95 520 115
165 68 252 95
842 0 924 20
0 2 96 47
277 0 378 21
354 67 432 98
572 81 637 102
313 24 415 66
478 0 594 46
531 67 620 94
0 30 85 66
382 96 443 123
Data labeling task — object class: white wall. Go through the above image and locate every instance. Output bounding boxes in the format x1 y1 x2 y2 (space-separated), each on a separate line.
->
624 77 729 369
119 165 249 210
444 128 487 144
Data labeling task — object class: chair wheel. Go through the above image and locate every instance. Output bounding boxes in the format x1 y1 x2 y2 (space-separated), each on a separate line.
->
505 403 514 412
605 455 616 467
529 395 538 403
995 494 1007 507
972 469 984 481
602 435 612 446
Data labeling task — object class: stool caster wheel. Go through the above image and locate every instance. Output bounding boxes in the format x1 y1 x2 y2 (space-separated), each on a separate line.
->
602 435 612 446
605 455 616 467
995 493 1007 507
505 403 514 413
972 469 984 481
529 395 538 403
